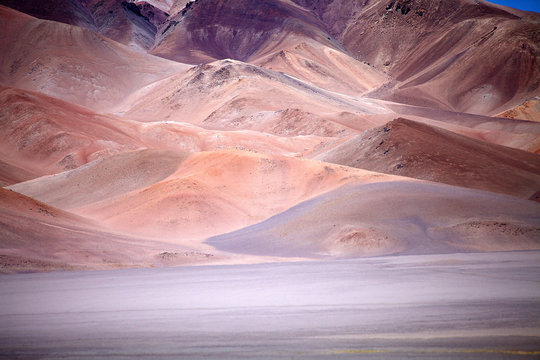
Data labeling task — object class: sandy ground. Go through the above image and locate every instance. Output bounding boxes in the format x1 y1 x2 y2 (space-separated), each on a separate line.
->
0 251 539 359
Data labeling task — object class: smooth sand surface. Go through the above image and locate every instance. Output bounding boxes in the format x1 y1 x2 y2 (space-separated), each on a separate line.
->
0 251 539 359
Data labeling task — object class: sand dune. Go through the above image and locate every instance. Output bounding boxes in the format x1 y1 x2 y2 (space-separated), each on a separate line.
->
208 180 540 258
316 118 540 198
0 5 187 111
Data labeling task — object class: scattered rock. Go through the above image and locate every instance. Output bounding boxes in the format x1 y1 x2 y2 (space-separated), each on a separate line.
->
157 251 214 260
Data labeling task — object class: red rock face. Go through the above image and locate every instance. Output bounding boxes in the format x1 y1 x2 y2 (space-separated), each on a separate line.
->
0 0 539 271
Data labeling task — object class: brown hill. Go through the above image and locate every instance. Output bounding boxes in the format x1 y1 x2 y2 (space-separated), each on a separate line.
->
0 5 186 111
4 0 537 117
0 187 203 272
151 0 341 64
0 84 336 178
0 86 144 175
62 150 388 242
207 180 540 258
316 118 540 198
8 149 189 209
118 58 391 136
0 0 96 30
254 41 388 97
0 0 169 50
0 159 37 187
0 0 538 270
293 0 540 116
383 102 540 153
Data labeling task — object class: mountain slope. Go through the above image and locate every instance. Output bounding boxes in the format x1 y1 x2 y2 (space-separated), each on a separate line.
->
0 86 144 175
151 0 341 63
8 149 189 209
0 0 169 50
116 58 391 136
12 150 390 242
0 85 335 179
293 0 540 115
316 118 540 198
254 40 388 97
0 0 538 271
0 188 204 272
208 180 540 258
0 5 187 111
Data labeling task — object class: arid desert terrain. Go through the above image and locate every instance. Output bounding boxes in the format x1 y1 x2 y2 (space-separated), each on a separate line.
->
0 0 539 270
0 0 539 358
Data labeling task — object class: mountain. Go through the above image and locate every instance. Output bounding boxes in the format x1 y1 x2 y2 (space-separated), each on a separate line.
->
0 0 170 50
294 0 540 115
0 0 539 271
0 86 144 176
151 0 340 63
316 118 540 198
10 149 379 241
0 5 186 111
150 0 540 115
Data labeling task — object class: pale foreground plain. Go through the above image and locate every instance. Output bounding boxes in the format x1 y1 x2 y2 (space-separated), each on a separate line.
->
1 251 539 359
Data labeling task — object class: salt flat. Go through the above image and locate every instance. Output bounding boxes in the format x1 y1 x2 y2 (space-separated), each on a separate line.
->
1 251 539 359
